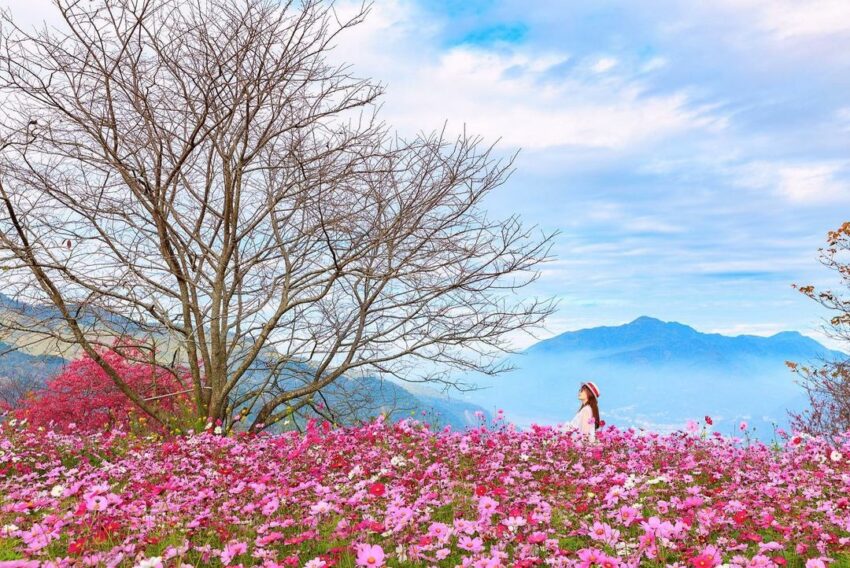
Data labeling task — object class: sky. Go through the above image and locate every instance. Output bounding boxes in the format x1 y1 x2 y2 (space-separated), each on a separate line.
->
327 0 850 348
3 0 850 348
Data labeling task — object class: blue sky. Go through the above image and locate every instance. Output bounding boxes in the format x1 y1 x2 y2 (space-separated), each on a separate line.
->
329 0 850 347
4 0 850 348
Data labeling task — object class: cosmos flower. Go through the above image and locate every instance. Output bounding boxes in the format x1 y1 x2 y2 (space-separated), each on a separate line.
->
355 544 385 567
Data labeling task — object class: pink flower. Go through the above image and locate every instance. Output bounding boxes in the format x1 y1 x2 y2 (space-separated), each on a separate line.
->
618 505 639 526
740 421 748 431
458 536 484 553
805 560 828 568
220 541 248 565
356 544 385 567
588 521 620 545
261 498 279 516
578 548 605 567
477 496 499 517
84 495 109 512
528 531 547 544
427 522 451 542
685 420 700 433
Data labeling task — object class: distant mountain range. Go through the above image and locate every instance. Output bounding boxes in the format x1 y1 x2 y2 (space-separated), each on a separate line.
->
4 300 842 437
462 316 845 439
0 295 487 429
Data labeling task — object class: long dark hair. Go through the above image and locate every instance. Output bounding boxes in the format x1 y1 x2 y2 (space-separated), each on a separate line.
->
580 385 601 429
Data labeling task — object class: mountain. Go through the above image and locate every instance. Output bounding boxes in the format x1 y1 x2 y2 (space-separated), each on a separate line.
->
0 342 67 406
284 374 489 430
0 297 487 429
463 316 845 440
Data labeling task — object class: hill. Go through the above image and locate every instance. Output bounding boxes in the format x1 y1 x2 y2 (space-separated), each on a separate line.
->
0 296 487 429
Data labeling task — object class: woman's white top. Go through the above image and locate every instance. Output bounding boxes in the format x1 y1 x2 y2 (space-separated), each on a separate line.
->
565 404 596 442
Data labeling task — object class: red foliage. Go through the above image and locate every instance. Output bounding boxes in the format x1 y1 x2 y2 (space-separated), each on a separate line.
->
15 343 192 433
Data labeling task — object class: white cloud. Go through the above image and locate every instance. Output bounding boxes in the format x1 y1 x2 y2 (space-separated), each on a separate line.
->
777 164 850 202
706 322 789 336
385 47 725 150
748 0 850 40
711 0 850 42
735 160 850 204
333 2 726 151
591 56 618 73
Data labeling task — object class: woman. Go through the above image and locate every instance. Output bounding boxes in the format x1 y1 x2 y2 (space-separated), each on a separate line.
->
565 381 601 442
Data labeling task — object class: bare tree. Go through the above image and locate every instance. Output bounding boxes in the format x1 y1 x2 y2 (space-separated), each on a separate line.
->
788 221 850 438
0 0 555 433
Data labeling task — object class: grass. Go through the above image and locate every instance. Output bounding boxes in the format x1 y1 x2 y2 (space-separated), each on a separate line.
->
0 538 24 561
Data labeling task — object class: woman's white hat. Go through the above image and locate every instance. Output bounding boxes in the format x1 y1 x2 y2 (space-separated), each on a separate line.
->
581 381 600 399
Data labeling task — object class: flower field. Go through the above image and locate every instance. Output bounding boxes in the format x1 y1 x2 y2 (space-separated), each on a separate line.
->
1 416 849 568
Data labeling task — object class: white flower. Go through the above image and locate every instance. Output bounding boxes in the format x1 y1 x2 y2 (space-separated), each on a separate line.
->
8 419 16 427
304 559 326 568
520 453 530 462
50 485 65 498
134 556 163 568
1 524 19 535
213 426 222 435
347 465 363 479
204 422 213 430
830 450 843 462
390 455 407 468
647 476 667 485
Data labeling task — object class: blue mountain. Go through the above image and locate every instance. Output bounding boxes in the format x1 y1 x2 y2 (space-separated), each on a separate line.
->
464 316 844 439
0 342 67 406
